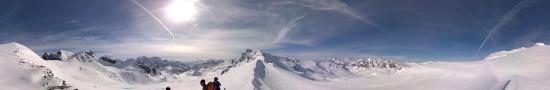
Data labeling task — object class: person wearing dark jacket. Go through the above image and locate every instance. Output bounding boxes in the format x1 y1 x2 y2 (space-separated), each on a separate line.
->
200 79 207 90
213 77 221 90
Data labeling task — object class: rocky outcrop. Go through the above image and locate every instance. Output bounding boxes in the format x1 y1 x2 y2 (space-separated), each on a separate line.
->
40 50 87 61
41 52 60 60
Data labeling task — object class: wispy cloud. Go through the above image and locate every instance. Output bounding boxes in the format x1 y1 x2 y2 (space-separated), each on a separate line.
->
274 0 382 30
475 0 541 57
4 0 549 61
273 15 305 44
4 0 384 59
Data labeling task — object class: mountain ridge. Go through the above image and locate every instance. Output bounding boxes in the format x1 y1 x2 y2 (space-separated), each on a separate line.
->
1 42 549 90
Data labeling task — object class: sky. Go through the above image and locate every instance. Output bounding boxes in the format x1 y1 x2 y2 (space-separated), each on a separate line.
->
1 0 550 61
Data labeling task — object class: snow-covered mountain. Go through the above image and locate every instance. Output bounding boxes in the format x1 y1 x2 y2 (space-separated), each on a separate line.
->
41 49 227 84
218 49 402 90
221 49 401 81
0 42 75 90
0 42 549 90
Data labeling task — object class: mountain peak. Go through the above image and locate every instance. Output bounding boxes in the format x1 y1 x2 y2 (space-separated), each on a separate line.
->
242 49 263 60
220 49 265 74
1 42 31 50
6 42 25 47
42 50 75 60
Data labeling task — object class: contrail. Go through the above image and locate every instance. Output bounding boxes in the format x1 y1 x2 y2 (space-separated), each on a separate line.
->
130 0 176 43
475 0 540 57
340 8 384 30
273 15 305 44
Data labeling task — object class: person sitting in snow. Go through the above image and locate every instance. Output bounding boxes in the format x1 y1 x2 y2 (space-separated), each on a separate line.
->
200 79 207 90
213 77 221 90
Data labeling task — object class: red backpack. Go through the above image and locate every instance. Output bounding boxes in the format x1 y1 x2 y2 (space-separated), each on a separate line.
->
207 82 216 90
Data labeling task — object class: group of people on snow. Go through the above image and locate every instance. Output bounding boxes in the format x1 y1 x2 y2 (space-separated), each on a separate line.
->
201 77 222 90
164 77 222 90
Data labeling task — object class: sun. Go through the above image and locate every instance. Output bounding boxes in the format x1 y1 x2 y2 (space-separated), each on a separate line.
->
165 0 198 22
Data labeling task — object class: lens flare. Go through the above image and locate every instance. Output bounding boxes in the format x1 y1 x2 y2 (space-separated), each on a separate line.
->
165 0 198 22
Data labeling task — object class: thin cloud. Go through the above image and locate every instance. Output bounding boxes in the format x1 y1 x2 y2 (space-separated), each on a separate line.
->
273 15 305 44
475 0 541 57
275 0 382 30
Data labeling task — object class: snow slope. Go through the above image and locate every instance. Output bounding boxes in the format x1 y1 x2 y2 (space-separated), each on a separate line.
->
218 49 337 90
487 43 550 90
0 42 70 90
0 42 549 90
504 76 550 90
208 44 550 90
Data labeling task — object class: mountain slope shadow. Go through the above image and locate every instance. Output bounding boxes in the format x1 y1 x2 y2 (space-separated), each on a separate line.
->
253 60 267 90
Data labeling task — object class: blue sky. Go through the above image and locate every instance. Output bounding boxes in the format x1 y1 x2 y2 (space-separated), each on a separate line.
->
1 0 549 61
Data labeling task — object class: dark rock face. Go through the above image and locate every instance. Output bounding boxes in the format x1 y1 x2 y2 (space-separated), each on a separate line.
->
350 60 400 68
73 50 96 62
40 50 98 63
100 56 117 64
98 56 118 66
41 52 60 60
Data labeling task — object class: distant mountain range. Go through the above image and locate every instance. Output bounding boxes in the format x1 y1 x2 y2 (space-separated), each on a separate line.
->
0 42 549 90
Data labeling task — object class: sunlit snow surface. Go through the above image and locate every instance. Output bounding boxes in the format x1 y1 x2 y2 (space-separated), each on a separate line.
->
0 42 549 90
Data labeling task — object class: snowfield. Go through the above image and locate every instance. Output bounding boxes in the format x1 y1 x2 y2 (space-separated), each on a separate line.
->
0 42 549 90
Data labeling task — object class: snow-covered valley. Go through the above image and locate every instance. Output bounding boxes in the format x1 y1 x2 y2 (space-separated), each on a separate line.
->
0 42 549 90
